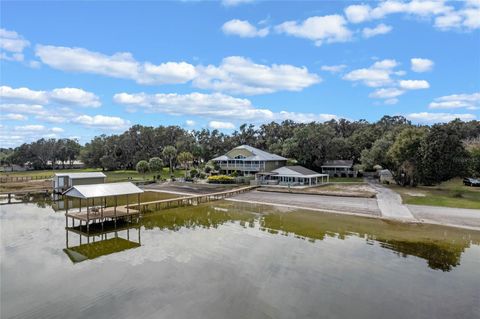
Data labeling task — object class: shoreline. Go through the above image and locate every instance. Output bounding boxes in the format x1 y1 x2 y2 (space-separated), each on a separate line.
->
226 197 480 232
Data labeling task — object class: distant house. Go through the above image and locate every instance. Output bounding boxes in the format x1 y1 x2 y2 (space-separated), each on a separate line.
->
256 166 329 186
211 145 287 176
321 160 357 177
53 172 106 193
47 160 85 169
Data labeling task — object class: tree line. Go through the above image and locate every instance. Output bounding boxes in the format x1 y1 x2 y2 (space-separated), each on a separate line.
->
2 116 479 186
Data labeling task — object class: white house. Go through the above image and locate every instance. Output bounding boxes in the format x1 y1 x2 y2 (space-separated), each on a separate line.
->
53 172 106 193
255 166 329 186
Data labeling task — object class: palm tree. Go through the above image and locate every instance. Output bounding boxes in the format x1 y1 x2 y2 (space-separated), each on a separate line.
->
162 146 177 175
177 151 194 177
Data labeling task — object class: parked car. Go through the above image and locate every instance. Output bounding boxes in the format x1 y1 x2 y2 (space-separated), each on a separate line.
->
463 177 480 186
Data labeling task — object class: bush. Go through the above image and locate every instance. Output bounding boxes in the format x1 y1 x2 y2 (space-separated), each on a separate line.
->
190 169 198 178
231 170 239 177
341 173 347 177
204 166 212 174
207 175 235 184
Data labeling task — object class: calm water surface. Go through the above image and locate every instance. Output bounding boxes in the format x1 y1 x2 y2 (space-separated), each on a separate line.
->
1 196 479 319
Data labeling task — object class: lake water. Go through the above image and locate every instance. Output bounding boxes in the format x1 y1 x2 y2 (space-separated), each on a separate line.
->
1 196 479 319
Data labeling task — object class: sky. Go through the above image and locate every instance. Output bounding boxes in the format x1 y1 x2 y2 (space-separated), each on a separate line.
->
1 0 479 147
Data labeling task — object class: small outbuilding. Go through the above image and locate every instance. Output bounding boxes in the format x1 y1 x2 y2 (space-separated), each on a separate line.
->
53 172 106 193
255 166 329 186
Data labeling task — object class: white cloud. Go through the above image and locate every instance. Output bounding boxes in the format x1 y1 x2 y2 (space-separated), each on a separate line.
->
0 85 101 107
399 79 430 90
208 121 235 129
222 19 269 37
362 23 392 38
410 58 434 72
344 1 479 31
193 56 320 95
114 92 274 120
369 88 405 99
385 98 399 105
0 104 46 115
114 91 339 124
429 92 480 110
49 88 101 107
72 115 130 130
345 4 372 23
0 113 28 121
343 59 398 87
275 15 352 46
277 111 338 123
14 124 46 132
0 28 29 61
320 64 347 73
51 127 64 133
185 120 196 126
35 45 197 85
221 0 254 7
407 112 476 123
35 45 317 95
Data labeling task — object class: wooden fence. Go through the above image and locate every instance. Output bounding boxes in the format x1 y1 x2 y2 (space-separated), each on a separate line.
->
0 175 53 183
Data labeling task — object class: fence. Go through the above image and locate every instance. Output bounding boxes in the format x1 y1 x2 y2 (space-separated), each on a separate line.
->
0 175 53 183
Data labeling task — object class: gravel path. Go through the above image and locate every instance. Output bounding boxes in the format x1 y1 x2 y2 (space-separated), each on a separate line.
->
229 190 381 216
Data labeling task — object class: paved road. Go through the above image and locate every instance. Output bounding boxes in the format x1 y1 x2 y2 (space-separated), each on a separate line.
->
367 180 416 221
229 190 381 216
408 205 480 230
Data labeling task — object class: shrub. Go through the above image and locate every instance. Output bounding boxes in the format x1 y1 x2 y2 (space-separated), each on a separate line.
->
207 175 235 184
204 166 212 174
341 173 347 177
190 169 198 178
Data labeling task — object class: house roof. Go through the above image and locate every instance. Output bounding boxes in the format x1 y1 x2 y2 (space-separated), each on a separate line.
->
271 166 328 177
321 160 354 168
55 172 106 179
211 145 287 161
63 182 143 199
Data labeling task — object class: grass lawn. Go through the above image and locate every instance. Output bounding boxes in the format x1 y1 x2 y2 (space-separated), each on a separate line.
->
329 177 365 183
388 178 480 210
0 167 186 182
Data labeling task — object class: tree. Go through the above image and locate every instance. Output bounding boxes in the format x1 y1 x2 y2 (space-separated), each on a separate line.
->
149 157 164 179
177 151 194 177
136 160 149 180
387 127 427 186
418 125 469 185
162 146 177 174
100 154 117 171
360 134 394 171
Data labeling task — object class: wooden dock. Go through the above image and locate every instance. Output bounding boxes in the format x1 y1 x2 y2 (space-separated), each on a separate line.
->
126 185 258 212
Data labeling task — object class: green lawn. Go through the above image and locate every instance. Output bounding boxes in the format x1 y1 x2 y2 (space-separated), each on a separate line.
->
389 178 480 210
329 177 365 183
1 167 186 182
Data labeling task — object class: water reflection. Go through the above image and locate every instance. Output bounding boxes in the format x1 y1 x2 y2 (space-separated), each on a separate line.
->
64 220 141 263
58 199 480 272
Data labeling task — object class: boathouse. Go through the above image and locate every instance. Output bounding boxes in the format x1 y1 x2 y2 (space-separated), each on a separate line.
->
63 182 144 232
53 172 106 193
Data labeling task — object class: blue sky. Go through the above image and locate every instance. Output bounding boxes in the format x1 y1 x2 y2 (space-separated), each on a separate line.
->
1 0 479 147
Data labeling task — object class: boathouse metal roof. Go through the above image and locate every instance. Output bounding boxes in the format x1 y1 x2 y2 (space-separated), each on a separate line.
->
63 182 143 199
55 172 106 179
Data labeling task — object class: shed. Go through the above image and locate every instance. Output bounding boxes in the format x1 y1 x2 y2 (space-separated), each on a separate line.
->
53 172 106 193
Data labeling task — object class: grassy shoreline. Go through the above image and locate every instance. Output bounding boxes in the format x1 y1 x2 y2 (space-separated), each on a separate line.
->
388 178 480 210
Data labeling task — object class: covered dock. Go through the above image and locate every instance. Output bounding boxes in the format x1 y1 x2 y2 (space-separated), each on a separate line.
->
63 182 144 231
